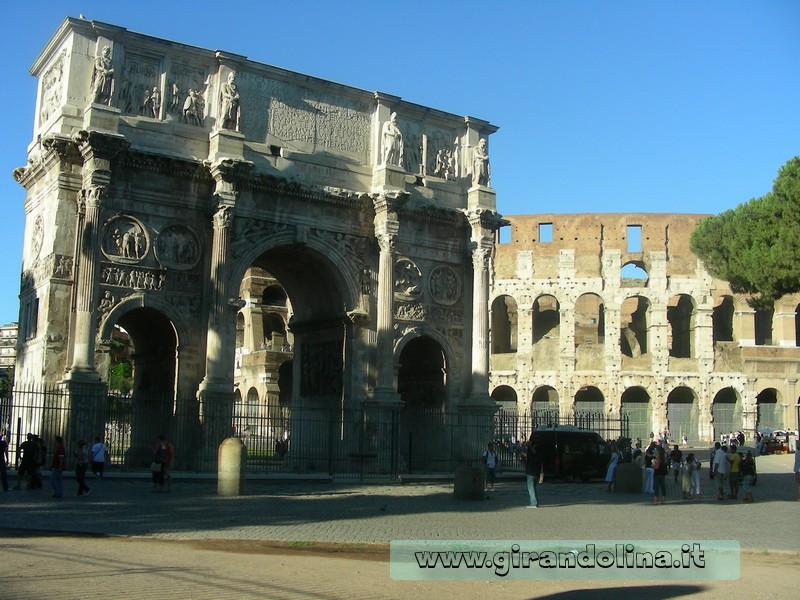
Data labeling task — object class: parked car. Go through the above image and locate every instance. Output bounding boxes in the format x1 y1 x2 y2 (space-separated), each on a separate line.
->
529 426 609 482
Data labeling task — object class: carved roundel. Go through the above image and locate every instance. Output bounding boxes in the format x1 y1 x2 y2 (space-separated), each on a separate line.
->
429 264 461 306
154 223 201 270
102 215 150 264
30 215 43 259
394 258 423 301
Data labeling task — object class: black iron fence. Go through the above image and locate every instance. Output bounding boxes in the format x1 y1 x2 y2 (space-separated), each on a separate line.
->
489 408 630 473
0 386 629 479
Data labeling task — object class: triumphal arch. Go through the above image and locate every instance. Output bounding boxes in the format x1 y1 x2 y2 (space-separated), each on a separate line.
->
12 18 500 473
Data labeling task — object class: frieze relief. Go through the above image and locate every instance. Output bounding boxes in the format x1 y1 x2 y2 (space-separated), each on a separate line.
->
395 302 425 322
53 255 74 280
232 218 292 258
154 224 201 270
310 229 368 271
263 78 371 156
426 128 459 180
118 54 162 117
30 216 44 260
301 340 343 397
39 49 66 125
102 215 150 264
167 62 210 125
429 265 461 306
394 258 423 301
101 265 165 291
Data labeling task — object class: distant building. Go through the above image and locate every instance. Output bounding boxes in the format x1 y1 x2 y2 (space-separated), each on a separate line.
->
0 322 18 381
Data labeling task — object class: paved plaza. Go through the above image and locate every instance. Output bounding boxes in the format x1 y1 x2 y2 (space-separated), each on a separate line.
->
0 453 797 599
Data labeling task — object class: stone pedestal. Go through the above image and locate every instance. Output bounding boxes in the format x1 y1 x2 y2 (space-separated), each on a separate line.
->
614 463 643 493
83 103 121 133
372 164 412 192
454 464 485 500
467 185 496 210
209 129 245 161
218 437 246 496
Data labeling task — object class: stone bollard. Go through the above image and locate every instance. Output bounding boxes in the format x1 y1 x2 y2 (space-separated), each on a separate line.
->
218 437 246 496
614 463 642 493
453 464 485 500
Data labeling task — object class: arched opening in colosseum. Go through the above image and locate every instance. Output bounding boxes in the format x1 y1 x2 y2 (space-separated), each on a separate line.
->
620 295 650 358
667 294 696 358
574 385 604 413
756 388 783 431
711 387 741 440
667 386 698 442
491 385 518 412
531 385 560 427
232 386 260 438
574 294 604 347
621 386 651 442
754 308 774 346
491 295 518 354
620 261 649 286
712 296 735 343
532 294 560 344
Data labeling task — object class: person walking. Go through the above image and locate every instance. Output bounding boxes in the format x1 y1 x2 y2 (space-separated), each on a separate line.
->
712 443 730 501
521 441 543 508
482 442 498 497
605 442 621 491
151 435 167 492
643 442 656 495
687 452 702 498
728 444 741 499
741 451 756 502
90 437 108 478
163 436 174 493
652 445 668 505
49 436 66 498
14 433 38 490
0 435 8 492
74 439 91 496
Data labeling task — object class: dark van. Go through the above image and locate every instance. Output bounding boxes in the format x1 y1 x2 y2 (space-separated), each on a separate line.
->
530 426 609 482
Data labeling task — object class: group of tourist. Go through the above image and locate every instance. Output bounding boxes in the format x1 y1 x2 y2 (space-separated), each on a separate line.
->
4 432 174 496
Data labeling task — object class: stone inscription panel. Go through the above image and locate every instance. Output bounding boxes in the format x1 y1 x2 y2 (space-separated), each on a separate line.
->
246 76 371 157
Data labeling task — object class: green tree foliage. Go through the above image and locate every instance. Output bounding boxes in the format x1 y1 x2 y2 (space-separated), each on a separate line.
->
690 157 800 310
107 338 133 395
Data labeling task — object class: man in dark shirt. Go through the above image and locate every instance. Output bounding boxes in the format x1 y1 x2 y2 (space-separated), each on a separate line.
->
14 433 39 490
521 441 544 508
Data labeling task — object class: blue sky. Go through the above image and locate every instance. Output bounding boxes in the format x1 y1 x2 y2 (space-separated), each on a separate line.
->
1 1 798 325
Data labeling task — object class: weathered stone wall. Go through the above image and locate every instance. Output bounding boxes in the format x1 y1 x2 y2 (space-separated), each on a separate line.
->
491 213 800 440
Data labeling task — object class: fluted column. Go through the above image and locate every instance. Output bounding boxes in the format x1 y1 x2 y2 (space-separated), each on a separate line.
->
370 193 407 402
466 208 502 406
66 130 128 381
198 159 251 458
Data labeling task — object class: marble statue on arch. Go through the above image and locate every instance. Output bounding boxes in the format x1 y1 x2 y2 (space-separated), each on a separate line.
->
472 138 490 187
90 46 114 106
219 71 241 131
382 112 404 167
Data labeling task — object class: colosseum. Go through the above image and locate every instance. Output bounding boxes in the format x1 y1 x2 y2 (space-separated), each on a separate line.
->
489 213 800 443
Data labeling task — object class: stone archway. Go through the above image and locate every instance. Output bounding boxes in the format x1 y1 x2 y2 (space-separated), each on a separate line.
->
621 386 651 443
14 19 501 474
711 387 741 441
667 386 698 442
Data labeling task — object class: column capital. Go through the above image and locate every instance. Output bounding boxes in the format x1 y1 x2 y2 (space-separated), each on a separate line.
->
372 191 409 217
207 157 253 201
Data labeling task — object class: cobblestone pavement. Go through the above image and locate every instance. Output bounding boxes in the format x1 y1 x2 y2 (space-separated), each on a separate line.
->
0 454 797 599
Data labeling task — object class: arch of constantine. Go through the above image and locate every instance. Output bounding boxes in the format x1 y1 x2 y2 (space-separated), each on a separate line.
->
11 18 500 473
